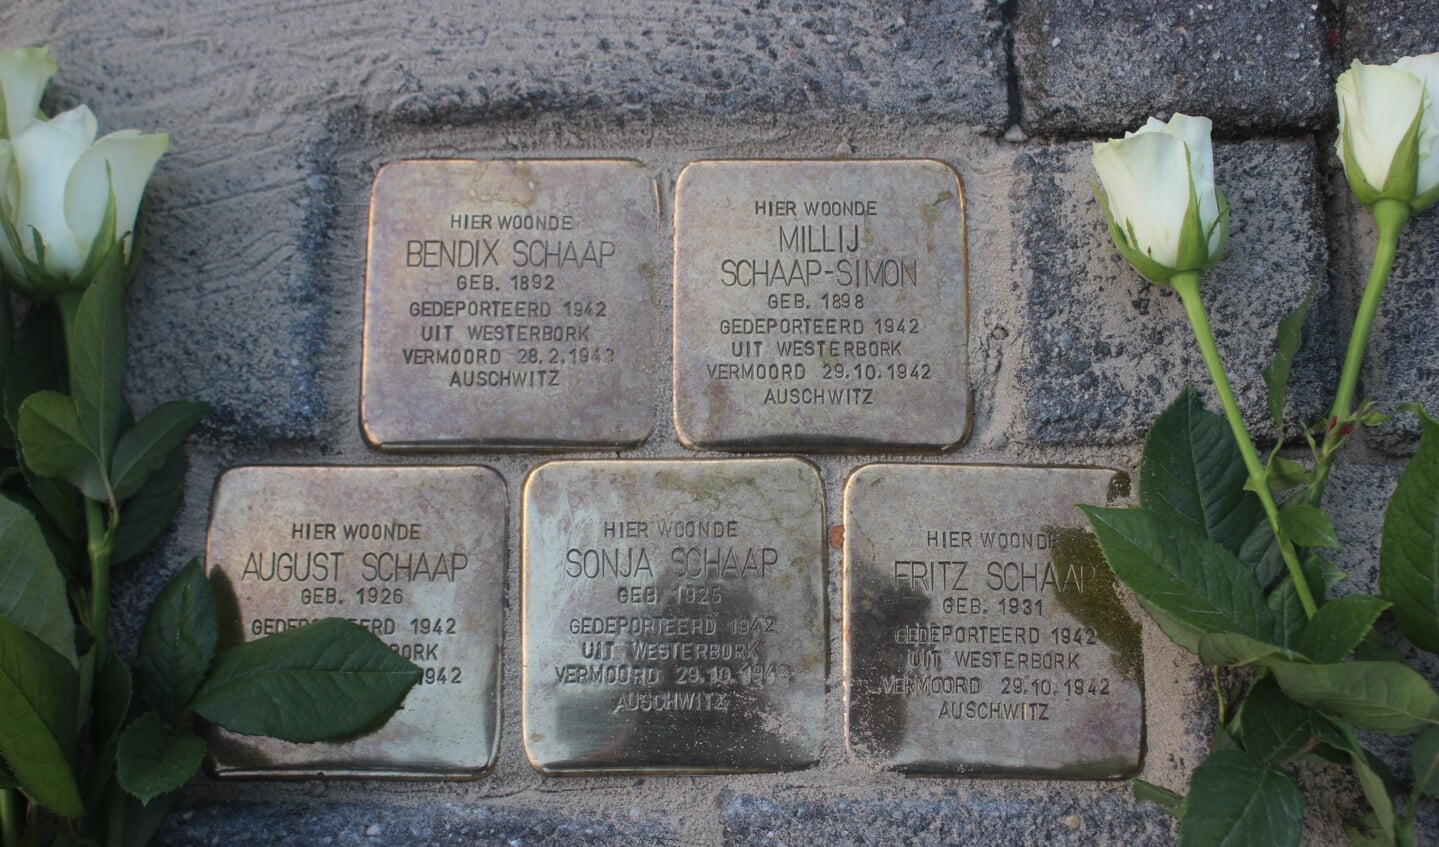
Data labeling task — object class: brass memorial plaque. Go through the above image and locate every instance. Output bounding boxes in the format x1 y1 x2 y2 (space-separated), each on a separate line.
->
673 159 968 451
205 465 506 777
522 459 825 773
362 159 661 449
844 464 1143 777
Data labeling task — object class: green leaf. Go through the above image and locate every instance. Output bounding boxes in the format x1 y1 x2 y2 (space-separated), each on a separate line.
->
111 447 185 565
109 402 206 503
1268 578 1309 650
1263 455 1312 492
1380 409 1439 655
1267 659 1439 735
191 618 420 742
67 269 127 489
1177 749 1302 847
1080 506 1274 654
1404 724 1439 805
82 644 132 814
1412 725 1439 799
1325 729 1397 845
1262 285 1313 430
115 712 206 805
0 613 83 817
123 791 177 847
136 559 217 722
1133 778 1185 817
1297 595 1390 664
93 643 132 750
1197 631 1299 667
1277 503 1340 549
18 463 82 547
0 494 76 666
17 391 108 502
0 757 16 789
1237 676 1317 762
1240 518 1286 589
1139 386 1263 554
2 304 66 447
0 276 10 447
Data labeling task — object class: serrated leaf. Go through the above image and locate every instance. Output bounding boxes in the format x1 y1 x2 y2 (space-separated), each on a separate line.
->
1139 386 1263 554
1197 631 1299 667
1277 503 1340 549
1133 778 1185 817
1297 595 1390 664
18 462 82 547
0 494 76 666
111 447 185 565
68 270 127 490
1262 285 1313 430
1264 456 1312 492
115 712 205 805
0 613 83 816
17 390 108 501
110 402 206 503
1380 410 1439 655
1325 728 1397 844
1268 577 1309 650
2 304 66 443
1238 676 1316 762
1080 506 1274 655
136 559 216 722
1267 659 1439 735
1178 749 1302 847
1413 725 1439 799
191 618 420 742
123 791 176 847
1240 518 1286 588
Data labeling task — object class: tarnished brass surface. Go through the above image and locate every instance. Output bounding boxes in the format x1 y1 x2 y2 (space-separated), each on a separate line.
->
522 459 825 773
362 159 660 450
673 159 969 451
205 465 506 778
843 464 1143 777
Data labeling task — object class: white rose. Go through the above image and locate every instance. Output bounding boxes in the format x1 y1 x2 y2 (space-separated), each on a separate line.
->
1336 53 1439 214
0 46 56 139
1091 113 1229 284
0 104 167 292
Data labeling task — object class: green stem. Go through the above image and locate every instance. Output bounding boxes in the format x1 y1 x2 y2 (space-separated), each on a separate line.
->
0 788 20 847
1172 272 1318 619
85 497 113 660
1310 199 1410 502
105 779 125 847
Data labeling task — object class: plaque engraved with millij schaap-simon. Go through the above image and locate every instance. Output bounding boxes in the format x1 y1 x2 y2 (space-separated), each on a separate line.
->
205 465 505 777
522 458 825 773
673 159 969 451
844 464 1143 777
363 159 661 450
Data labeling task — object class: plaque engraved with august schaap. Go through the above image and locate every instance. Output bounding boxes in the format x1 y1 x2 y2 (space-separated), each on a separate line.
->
205 465 506 777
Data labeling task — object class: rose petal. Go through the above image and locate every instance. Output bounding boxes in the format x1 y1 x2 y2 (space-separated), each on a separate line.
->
7 113 91 276
0 47 56 138
1337 61 1425 194
1395 53 1439 197
64 129 168 254
1093 131 1192 268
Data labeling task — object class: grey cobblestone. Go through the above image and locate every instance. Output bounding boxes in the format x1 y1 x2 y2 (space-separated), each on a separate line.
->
720 791 1175 846
1016 0 1334 136
1342 0 1439 64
